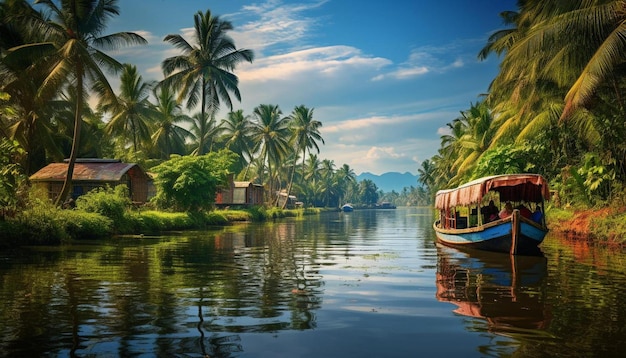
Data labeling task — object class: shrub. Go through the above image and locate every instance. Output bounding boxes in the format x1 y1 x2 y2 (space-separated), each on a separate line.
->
150 150 237 212
75 185 131 232
57 210 112 239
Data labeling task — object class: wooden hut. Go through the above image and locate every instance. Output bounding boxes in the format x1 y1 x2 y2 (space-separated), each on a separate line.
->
216 179 264 208
29 159 151 204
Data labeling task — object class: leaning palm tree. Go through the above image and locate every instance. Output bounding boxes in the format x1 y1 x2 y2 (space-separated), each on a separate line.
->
250 104 290 204
102 64 155 155
8 0 146 205
161 9 253 127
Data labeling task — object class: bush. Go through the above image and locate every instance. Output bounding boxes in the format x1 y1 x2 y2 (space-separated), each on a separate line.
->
57 210 112 239
75 185 131 232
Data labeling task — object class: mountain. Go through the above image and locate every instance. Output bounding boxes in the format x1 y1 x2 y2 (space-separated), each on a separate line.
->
356 172 420 193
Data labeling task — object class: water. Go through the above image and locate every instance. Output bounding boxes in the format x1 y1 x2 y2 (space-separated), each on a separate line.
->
1 207 626 357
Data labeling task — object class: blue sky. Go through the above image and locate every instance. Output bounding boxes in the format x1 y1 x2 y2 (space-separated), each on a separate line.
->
101 0 517 175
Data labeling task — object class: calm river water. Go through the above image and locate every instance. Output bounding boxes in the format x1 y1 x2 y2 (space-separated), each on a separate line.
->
1 207 626 357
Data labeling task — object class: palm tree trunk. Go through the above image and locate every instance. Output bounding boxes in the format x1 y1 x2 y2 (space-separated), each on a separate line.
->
56 65 83 206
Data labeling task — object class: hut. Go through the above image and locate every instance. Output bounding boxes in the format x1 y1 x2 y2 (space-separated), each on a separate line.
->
215 179 264 208
29 159 151 204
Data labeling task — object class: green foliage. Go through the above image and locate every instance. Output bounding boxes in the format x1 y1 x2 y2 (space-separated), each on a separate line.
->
150 150 238 212
471 142 547 179
57 210 113 239
221 210 254 222
13 189 69 244
592 210 626 244
0 139 28 219
129 210 196 232
75 185 131 232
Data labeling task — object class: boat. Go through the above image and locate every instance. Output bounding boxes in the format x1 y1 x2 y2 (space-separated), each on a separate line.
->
375 202 396 209
341 204 354 212
433 174 549 255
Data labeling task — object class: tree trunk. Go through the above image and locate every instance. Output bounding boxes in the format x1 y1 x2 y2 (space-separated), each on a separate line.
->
55 66 83 207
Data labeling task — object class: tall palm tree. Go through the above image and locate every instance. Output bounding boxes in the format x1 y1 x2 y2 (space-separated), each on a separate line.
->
220 109 254 177
151 85 191 159
250 104 290 203
8 0 146 205
102 64 155 155
161 9 253 126
284 105 324 206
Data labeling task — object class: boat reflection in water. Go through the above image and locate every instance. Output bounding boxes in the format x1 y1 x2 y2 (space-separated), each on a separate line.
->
436 244 552 339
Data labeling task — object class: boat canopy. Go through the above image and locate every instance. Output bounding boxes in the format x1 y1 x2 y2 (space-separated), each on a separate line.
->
435 174 549 210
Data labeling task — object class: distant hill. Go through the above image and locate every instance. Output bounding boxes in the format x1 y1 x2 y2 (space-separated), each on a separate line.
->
356 172 420 193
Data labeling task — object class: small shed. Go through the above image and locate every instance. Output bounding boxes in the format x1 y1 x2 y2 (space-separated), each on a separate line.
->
29 158 151 204
216 179 264 207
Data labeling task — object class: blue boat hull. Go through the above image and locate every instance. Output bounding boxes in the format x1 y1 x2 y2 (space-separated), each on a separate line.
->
433 212 547 255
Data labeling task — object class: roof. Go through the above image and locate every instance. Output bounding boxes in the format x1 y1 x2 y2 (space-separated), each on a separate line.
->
435 174 549 210
234 181 262 188
30 161 142 182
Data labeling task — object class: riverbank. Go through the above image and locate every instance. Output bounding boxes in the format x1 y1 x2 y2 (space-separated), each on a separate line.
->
0 206 324 248
547 206 626 246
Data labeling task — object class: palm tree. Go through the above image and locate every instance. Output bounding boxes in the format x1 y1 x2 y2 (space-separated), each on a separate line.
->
417 159 436 201
161 9 253 126
220 109 254 177
8 0 146 205
335 163 356 205
151 85 191 159
451 101 496 182
319 159 336 207
187 111 221 155
1 1 61 174
250 104 290 203
283 105 324 207
102 64 155 155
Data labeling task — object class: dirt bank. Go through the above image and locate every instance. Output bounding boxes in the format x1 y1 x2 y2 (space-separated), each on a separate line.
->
550 207 625 247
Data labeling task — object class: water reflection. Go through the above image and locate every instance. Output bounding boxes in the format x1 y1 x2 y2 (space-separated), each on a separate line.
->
435 244 552 339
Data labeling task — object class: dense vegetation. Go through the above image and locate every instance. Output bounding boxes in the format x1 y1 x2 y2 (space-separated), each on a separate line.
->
416 1 626 213
2 1 626 243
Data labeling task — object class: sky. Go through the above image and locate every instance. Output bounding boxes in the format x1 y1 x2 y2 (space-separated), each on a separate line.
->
96 0 517 175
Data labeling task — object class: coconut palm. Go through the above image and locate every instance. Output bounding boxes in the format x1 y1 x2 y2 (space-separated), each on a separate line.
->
283 105 324 207
150 85 191 159
187 111 221 155
289 105 324 175
220 109 254 177
161 9 253 126
250 104 290 203
7 0 146 205
319 159 336 207
1 1 61 174
451 101 496 182
102 64 155 155
335 163 356 205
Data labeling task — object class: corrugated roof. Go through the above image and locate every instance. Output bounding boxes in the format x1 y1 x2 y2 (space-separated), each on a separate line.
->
234 181 262 188
30 162 139 182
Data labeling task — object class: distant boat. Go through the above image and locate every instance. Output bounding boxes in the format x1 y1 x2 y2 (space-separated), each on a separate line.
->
375 202 396 209
341 204 354 212
433 174 549 255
